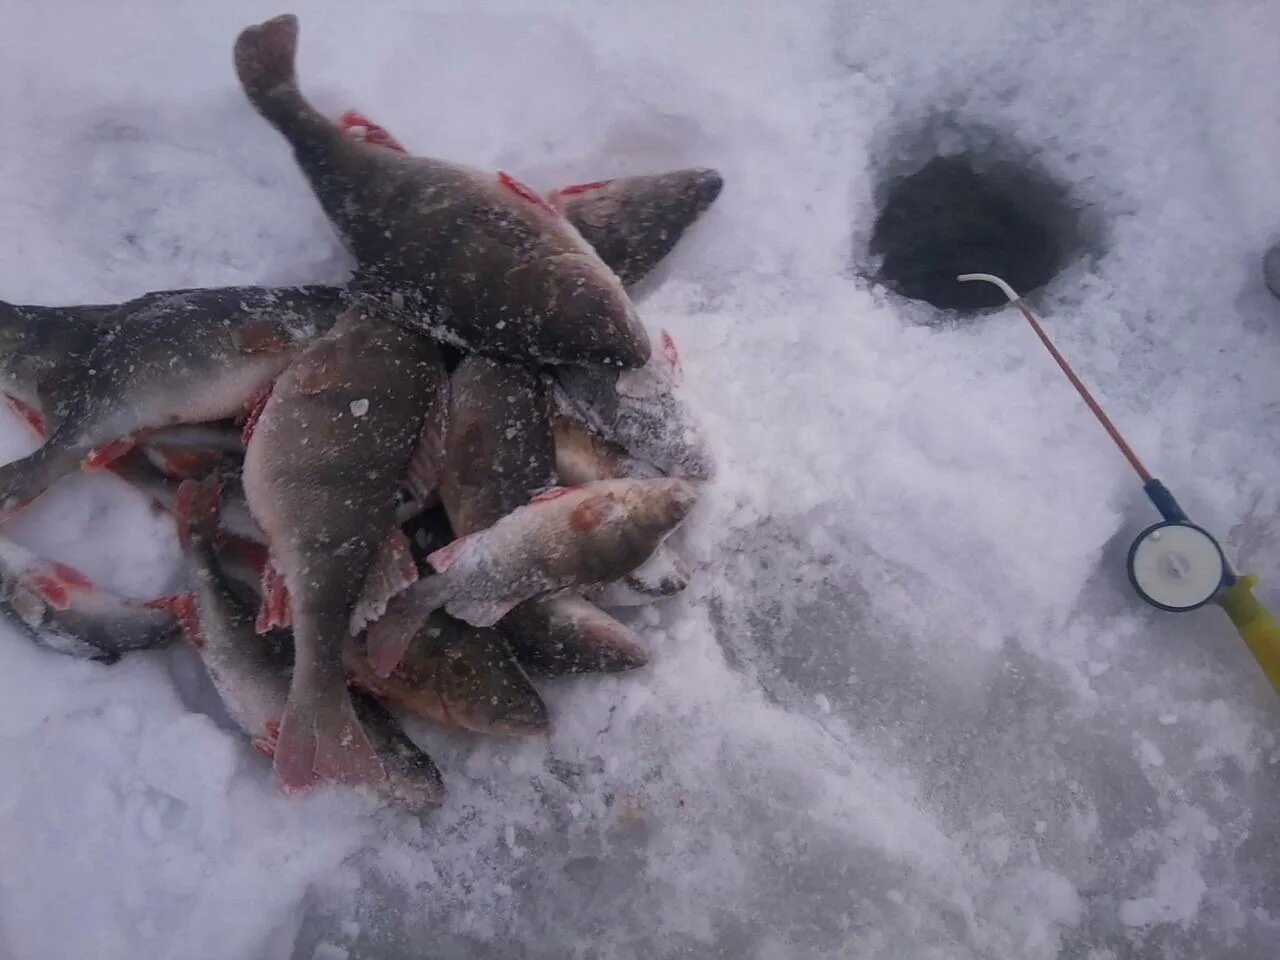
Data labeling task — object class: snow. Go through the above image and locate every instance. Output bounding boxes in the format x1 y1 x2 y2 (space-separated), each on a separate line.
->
2 0 1280 957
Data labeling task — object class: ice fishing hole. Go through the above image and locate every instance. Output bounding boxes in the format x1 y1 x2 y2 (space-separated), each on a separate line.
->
870 153 1080 313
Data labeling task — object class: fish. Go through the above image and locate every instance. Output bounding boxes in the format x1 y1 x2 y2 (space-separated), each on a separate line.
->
234 14 649 368
364 477 699 676
434 358 649 673
500 595 649 676
0 299 113 437
555 329 715 481
337 112 724 293
547 170 723 290
346 613 548 736
241 305 447 789
0 285 344 520
551 406 690 603
0 536 178 661
438 356 557 538
169 477 444 809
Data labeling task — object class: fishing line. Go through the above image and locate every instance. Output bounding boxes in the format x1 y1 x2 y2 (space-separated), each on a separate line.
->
955 273 1280 697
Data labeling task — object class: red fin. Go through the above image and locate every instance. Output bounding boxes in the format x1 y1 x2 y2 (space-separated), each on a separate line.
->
4 394 47 439
554 179 614 199
50 562 94 591
338 109 408 153
498 172 557 215
231 319 296 355
144 446 224 480
241 384 273 448
350 527 419 634
84 436 140 470
256 558 292 633
29 560 99 610
660 330 685 384
252 719 280 758
146 594 203 648
530 485 572 505
28 574 70 610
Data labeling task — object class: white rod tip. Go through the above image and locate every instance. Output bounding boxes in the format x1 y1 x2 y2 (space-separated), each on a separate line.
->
956 273 1022 303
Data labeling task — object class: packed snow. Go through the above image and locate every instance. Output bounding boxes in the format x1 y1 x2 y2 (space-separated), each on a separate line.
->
2 0 1279 957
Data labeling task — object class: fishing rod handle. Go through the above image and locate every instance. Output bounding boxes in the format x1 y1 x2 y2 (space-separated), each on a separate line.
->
1217 575 1280 698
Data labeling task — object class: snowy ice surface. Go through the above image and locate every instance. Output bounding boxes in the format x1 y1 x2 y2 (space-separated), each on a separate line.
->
2 0 1280 957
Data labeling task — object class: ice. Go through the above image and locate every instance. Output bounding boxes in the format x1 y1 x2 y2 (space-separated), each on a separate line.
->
2 0 1280 958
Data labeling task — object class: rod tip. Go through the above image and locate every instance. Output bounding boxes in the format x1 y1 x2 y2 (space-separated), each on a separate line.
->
956 273 1022 303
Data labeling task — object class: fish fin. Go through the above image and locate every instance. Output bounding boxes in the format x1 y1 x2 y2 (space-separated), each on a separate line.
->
338 109 408 153
622 544 690 597
231 318 298 355
26 557 98 611
83 436 142 470
144 594 203 648
240 384 273 447
444 595 524 629
143 445 224 480
274 672 385 790
0 447 61 520
404 391 447 503
173 477 222 550
3 393 47 438
497 172 558 216
350 528 420 635
659 330 685 384
529 485 573 505
234 14 301 114
364 577 450 678
548 179 614 207
255 557 292 633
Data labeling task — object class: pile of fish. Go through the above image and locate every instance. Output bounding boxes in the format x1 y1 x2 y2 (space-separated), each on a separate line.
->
0 14 720 809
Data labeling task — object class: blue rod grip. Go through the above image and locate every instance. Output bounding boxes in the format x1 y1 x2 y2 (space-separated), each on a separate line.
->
1143 479 1189 523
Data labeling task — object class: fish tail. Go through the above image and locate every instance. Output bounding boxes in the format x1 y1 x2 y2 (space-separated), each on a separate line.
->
363 575 450 679
234 15 327 135
274 648 385 791
0 442 81 520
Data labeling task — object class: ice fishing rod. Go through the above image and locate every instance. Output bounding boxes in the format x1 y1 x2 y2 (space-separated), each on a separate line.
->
956 273 1280 697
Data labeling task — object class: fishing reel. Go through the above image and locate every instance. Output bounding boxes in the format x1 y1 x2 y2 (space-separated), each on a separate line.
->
1126 520 1228 612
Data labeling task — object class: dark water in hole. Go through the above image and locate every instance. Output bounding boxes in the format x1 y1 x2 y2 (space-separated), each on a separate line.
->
871 155 1069 311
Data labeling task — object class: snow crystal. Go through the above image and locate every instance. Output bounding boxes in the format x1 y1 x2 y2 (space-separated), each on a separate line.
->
1 0 1279 958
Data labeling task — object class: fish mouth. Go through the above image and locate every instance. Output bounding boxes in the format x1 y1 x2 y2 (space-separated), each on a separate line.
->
687 168 724 212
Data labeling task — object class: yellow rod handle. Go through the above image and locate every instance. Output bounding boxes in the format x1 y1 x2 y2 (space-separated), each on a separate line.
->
1216 575 1280 697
